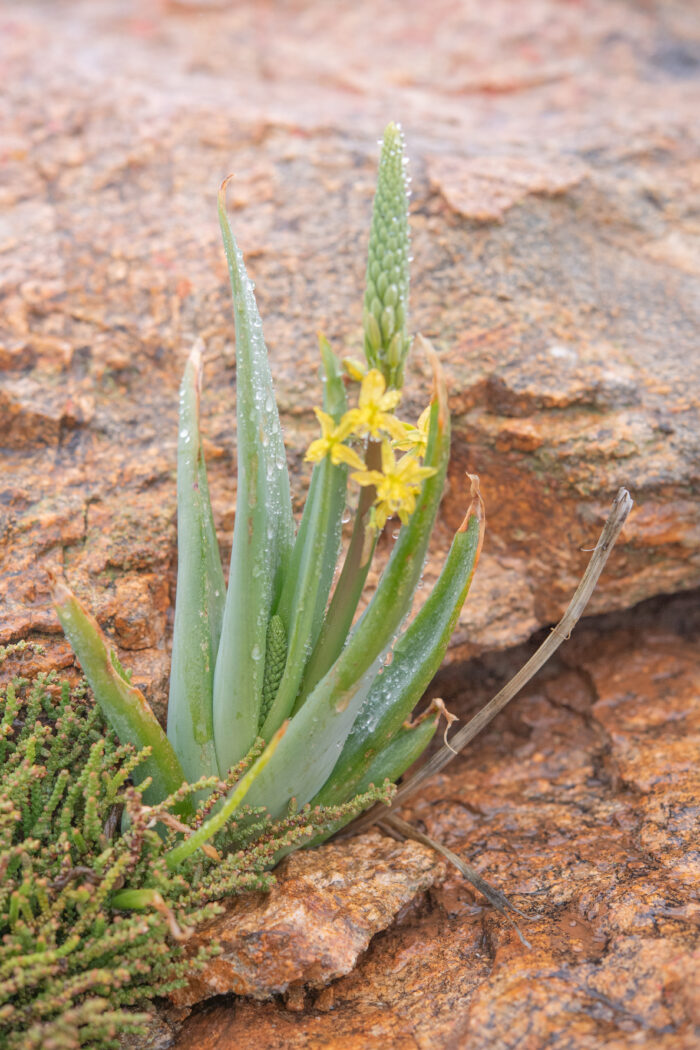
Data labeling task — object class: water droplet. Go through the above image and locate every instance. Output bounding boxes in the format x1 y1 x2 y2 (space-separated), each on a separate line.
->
391 528 400 539
341 508 352 524
179 428 189 439
251 644 262 661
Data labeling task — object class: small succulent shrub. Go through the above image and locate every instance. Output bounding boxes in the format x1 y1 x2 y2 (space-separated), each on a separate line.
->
53 124 484 862
0 642 386 1049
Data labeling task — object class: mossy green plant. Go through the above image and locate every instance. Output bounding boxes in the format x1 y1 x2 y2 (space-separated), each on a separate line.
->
0 641 389 1049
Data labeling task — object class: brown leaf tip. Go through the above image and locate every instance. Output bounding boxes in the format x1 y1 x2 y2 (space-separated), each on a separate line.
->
49 572 72 606
416 333 447 429
458 473 485 532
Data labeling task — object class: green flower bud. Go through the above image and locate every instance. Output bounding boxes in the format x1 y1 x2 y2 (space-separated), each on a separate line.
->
364 309 383 355
362 123 411 389
381 305 396 341
259 614 287 728
387 332 403 368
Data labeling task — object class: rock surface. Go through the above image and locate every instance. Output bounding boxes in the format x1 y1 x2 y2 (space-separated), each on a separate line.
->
1 3 699 1048
169 835 446 1010
170 591 700 1049
2 0 700 708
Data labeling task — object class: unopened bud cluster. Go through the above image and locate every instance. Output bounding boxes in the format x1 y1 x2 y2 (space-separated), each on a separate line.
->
363 123 411 389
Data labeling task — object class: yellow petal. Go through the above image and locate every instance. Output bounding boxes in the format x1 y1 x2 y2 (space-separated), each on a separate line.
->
342 357 367 381
374 502 389 529
313 407 336 437
378 388 401 412
359 369 387 408
396 453 436 482
334 409 360 442
331 444 366 471
351 469 384 488
305 438 329 463
380 440 396 474
393 420 417 451
381 413 410 442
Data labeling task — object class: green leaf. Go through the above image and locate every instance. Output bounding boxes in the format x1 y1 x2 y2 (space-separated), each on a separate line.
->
167 345 225 783
353 716 439 795
110 888 167 912
260 339 349 737
213 184 295 772
164 721 287 870
243 350 451 817
306 716 438 845
315 491 483 804
52 581 191 813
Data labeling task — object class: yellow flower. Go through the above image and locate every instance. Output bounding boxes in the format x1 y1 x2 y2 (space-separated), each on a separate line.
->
394 405 431 458
352 441 437 528
345 369 406 442
341 357 367 381
305 408 366 470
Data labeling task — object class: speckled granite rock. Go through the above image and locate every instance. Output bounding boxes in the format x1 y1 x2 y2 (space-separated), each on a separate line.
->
169 834 446 1009
2 0 700 711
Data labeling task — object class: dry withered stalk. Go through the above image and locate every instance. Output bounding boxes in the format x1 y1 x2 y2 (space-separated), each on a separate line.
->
348 488 634 909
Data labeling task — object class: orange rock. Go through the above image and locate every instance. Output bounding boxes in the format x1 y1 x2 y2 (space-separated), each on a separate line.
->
169 833 446 1009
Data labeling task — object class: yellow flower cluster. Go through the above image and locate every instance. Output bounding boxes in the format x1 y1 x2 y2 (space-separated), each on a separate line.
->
305 368 436 529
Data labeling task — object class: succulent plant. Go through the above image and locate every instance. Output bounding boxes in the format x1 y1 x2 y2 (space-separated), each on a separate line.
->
53 123 484 863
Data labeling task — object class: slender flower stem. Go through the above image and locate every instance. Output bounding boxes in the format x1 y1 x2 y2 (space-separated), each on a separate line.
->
296 438 382 703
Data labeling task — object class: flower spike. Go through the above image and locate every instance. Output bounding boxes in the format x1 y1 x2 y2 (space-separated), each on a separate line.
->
363 123 411 389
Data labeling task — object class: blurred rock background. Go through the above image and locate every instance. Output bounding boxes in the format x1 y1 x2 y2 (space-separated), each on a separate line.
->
1 2 698 1047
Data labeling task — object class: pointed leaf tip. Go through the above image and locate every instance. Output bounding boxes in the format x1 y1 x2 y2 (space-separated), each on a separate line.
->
52 580 191 812
458 474 485 533
417 334 448 432
50 575 72 606
187 338 204 385
218 173 236 205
